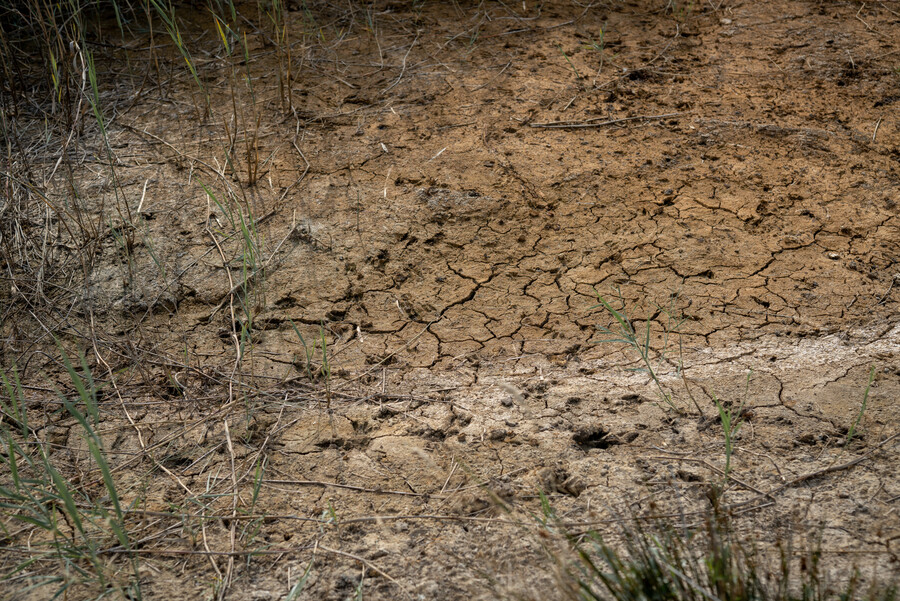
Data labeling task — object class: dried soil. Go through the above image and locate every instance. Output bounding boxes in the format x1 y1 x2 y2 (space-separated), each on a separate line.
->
4 0 900 599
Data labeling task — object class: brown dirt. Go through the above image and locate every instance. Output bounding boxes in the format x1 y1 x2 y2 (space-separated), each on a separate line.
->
4 0 900 599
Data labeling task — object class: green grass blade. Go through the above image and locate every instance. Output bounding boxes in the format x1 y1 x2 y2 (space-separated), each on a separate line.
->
44 456 85 538
846 365 875 446
285 559 314 601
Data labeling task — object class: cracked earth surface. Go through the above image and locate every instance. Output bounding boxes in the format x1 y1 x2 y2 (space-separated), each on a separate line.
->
8 0 900 599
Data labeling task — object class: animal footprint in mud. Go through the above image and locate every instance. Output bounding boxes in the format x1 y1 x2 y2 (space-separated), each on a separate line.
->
452 483 517 515
539 465 584 497
572 424 637 450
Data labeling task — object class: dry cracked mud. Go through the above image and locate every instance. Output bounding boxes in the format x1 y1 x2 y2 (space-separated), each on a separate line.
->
3 0 900 599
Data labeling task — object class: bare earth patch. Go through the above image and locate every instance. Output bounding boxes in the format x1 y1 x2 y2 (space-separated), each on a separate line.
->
2 0 900 599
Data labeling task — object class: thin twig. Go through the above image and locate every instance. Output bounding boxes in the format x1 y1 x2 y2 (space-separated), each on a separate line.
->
233 478 440 498
530 112 684 129
726 431 900 510
381 34 418 95
649 456 770 497
218 419 238 601
872 117 882 143
318 545 410 598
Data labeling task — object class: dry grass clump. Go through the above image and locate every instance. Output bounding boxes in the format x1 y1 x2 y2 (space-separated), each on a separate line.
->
538 491 897 601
